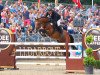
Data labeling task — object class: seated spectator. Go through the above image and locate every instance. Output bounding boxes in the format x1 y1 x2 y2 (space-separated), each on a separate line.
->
73 13 85 27
16 25 22 38
0 23 4 28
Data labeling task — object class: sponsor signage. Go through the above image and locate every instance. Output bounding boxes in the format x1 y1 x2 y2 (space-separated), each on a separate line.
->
16 45 66 56
0 29 11 50
85 28 100 51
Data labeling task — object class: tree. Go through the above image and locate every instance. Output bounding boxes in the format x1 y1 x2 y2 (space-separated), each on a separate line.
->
20 0 100 5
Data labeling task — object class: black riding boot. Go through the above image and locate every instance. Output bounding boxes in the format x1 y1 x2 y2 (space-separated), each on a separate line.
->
53 22 58 31
57 26 63 33
53 22 62 33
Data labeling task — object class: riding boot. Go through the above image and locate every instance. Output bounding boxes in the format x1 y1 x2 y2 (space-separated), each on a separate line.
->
53 22 62 33
53 23 58 31
53 24 62 33
57 26 63 33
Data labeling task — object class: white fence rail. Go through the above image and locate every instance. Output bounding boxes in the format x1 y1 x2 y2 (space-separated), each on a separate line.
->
16 49 66 52
0 42 65 45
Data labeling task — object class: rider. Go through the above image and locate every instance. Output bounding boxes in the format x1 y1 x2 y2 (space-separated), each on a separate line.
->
45 7 62 33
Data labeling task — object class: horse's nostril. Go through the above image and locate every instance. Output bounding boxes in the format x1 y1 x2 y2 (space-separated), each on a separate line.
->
39 29 45 33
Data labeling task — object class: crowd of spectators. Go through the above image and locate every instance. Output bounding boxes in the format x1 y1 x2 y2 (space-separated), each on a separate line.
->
0 1 100 41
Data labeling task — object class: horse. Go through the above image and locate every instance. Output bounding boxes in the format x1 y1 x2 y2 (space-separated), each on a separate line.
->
35 17 76 45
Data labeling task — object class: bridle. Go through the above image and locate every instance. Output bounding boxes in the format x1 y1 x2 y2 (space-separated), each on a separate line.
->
35 17 56 36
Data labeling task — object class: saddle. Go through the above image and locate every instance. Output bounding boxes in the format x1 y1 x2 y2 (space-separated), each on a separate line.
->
52 22 63 34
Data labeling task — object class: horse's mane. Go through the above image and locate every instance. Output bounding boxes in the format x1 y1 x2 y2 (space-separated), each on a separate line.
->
35 17 48 20
35 17 49 23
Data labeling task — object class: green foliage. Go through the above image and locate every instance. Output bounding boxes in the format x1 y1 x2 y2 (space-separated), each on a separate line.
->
25 0 100 5
83 57 95 67
94 60 100 69
85 48 93 56
83 44 95 67
86 34 94 44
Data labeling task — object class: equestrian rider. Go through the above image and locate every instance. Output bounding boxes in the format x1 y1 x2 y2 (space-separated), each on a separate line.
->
45 7 62 33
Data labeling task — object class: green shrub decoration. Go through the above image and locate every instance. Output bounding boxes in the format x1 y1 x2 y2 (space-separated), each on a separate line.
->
86 34 94 44
83 34 95 67
94 60 100 69
85 48 93 56
83 57 95 67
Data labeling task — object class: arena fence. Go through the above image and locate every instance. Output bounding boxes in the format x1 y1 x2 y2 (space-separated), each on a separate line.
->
0 42 83 66
15 42 66 66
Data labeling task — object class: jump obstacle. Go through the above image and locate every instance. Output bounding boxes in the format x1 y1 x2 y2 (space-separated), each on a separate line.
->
0 28 99 72
0 41 82 66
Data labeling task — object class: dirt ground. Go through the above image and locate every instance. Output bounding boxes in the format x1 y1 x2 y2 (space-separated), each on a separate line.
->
0 59 100 75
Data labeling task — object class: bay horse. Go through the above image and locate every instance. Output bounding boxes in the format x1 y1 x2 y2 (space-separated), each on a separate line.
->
35 17 75 45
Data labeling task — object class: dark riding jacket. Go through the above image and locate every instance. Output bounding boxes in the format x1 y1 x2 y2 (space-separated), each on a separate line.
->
46 11 61 23
45 10 62 33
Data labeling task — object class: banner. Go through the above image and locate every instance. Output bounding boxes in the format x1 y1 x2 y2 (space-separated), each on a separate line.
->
72 0 82 8
85 28 100 51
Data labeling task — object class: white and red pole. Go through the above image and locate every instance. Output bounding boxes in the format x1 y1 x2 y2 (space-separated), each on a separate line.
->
38 0 41 9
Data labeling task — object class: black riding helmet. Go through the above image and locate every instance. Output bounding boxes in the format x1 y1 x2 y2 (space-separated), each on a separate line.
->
46 7 52 12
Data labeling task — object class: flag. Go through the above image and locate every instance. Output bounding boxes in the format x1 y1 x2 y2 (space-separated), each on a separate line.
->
18 0 22 4
38 0 40 3
72 0 78 3
72 0 82 8
0 0 2 4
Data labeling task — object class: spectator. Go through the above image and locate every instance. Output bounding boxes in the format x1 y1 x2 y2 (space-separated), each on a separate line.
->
22 8 30 27
0 0 99 42
92 3 98 13
23 2 28 10
1 8 7 27
64 7 70 20
73 13 85 27
0 0 3 23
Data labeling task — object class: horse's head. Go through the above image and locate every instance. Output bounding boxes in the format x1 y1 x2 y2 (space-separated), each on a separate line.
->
35 17 54 37
35 17 49 30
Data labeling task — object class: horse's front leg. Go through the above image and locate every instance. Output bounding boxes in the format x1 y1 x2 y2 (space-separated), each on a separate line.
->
34 22 41 33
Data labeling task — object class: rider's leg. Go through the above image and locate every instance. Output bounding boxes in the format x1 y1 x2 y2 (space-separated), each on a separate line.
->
53 21 62 33
57 20 63 33
52 21 58 30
